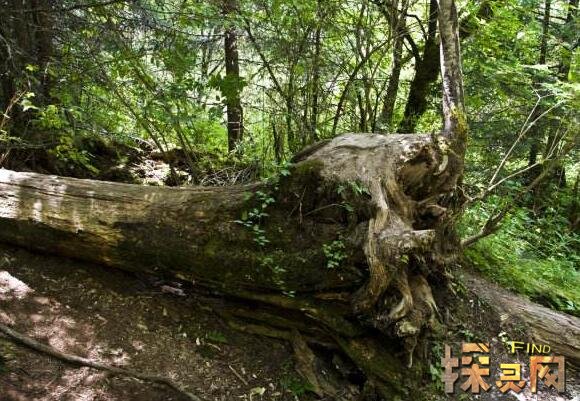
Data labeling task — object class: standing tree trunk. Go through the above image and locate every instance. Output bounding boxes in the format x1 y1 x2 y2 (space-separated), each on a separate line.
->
378 0 408 131
397 0 440 133
223 0 244 152
527 0 551 186
559 0 578 78
527 0 572 201
309 0 323 143
437 0 466 148
397 0 493 133
0 0 55 130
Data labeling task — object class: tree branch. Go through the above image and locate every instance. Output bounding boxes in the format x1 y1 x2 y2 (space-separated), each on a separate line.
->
462 137 576 248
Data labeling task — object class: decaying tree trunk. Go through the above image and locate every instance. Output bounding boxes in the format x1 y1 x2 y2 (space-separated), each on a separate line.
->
464 273 580 367
0 131 463 396
2 136 578 395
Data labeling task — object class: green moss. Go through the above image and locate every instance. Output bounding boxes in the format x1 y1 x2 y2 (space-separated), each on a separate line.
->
290 159 325 178
451 106 469 142
465 242 580 316
203 237 221 257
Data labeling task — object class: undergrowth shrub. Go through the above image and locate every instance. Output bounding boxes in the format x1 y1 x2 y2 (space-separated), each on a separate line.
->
461 191 579 316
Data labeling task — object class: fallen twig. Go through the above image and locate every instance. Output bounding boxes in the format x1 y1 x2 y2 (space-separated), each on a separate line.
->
0 322 205 401
228 364 248 386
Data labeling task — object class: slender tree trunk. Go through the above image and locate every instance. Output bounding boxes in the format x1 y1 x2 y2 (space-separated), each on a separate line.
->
286 94 295 152
437 0 466 149
539 0 578 189
397 0 439 133
559 0 578 78
527 0 551 169
357 90 366 131
223 0 244 152
309 1 323 143
0 0 55 164
540 0 551 65
378 0 408 131
330 40 390 136
397 0 493 133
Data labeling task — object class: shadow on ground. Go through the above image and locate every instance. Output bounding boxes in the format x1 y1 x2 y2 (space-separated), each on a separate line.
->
0 244 312 401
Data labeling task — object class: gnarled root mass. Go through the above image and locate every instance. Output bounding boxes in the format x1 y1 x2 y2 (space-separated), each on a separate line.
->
0 133 463 397
293 133 461 373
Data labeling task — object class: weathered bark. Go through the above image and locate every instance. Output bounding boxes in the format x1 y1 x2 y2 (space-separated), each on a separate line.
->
465 272 580 367
0 132 463 395
437 0 467 155
1 149 578 373
0 133 460 291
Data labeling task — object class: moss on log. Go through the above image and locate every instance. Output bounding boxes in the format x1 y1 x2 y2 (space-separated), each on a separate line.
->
0 133 464 396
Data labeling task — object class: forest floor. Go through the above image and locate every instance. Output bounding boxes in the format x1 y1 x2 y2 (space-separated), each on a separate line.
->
0 244 320 401
0 243 577 401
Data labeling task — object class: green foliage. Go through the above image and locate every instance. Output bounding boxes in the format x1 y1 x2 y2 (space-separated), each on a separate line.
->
0 339 13 375
337 180 370 197
20 92 39 112
236 190 276 247
280 375 313 397
50 133 99 174
457 327 476 342
462 191 580 316
208 74 248 101
237 189 296 296
322 239 347 269
427 343 444 395
279 361 314 397
336 180 371 213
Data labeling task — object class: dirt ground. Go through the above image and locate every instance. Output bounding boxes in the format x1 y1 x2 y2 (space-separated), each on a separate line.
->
0 243 578 401
0 244 319 401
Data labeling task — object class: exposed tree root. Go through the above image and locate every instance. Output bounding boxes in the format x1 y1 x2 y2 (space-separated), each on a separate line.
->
0 133 464 397
0 322 205 401
207 296 414 399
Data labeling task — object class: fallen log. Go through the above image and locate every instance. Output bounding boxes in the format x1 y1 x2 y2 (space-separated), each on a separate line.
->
2 132 578 396
464 272 580 367
0 132 463 397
